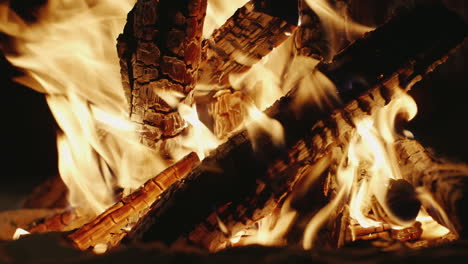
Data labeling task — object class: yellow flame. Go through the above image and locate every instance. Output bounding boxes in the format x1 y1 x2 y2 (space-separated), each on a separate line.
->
233 203 297 247
0 0 174 215
245 105 285 150
305 0 374 59
177 104 221 160
416 209 450 239
204 0 249 38
343 90 418 229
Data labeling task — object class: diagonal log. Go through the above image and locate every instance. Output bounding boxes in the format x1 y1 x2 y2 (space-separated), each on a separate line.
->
125 3 467 250
396 138 468 238
66 152 199 251
197 0 298 86
117 0 207 151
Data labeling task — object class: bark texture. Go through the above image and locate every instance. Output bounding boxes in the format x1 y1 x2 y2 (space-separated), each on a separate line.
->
67 152 199 250
125 3 466 250
197 0 298 86
396 138 468 238
117 0 207 151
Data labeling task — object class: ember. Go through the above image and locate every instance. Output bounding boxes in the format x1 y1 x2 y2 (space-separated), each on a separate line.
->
1 0 467 263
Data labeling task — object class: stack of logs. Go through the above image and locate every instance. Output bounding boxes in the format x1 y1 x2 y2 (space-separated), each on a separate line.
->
15 0 468 256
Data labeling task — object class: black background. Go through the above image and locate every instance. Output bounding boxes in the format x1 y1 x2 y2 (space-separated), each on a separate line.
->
1 0 467 210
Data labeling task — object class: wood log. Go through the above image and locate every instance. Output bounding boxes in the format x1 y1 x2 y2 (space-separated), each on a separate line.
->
116 0 207 151
27 209 91 234
207 89 250 140
21 174 68 209
197 0 298 86
0 209 64 241
294 0 352 60
395 138 468 238
67 152 199 251
125 3 466 251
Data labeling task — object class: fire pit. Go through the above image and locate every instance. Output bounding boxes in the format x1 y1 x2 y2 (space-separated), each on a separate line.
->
1 0 467 263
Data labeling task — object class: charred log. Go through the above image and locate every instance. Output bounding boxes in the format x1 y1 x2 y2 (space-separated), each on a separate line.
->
67 152 199 250
117 0 207 151
27 209 89 234
126 3 466 250
396 138 468 238
197 0 298 86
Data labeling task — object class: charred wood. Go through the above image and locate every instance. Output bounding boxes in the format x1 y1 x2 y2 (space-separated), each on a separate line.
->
126 3 466 251
294 0 352 60
27 209 89 234
396 138 468 238
207 89 250 140
197 0 298 86
67 152 199 251
117 0 207 151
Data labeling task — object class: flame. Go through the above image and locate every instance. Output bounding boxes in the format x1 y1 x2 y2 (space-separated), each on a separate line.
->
245 105 285 151
12 228 30 240
304 0 374 59
229 37 294 111
0 0 170 215
203 0 249 38
177 104 221 160
344 90 418 227
416 209 450 239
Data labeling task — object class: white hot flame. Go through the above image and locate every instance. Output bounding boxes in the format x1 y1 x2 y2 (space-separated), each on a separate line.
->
0 0 169 215
12 228 30 240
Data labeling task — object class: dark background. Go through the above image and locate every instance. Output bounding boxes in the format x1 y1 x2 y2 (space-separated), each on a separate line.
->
1 0 467 210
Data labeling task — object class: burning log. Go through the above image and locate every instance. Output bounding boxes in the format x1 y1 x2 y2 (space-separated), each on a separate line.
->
27 209 89 234
197 0 298 86
125 3 466 250
207 89 250 140
67 152 199 251
396 138 468 238
116 0 207 151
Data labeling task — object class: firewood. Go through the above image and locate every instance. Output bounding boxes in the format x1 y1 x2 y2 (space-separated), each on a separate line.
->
27 210 90 234
125 3 466 251
116 0 207 151
294 0 352 60
0 209 64 241
294 0 329 59
67 152 199 251
21 175 68 209
395 138 468 238
197 0 298 86
207 89 250 140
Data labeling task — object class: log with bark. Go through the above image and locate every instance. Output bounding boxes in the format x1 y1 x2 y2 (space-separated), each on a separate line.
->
124 3 466 251
294 0 340 59
197 0 299 86
116 0 207 152
67 152 200 251
396 138 468 238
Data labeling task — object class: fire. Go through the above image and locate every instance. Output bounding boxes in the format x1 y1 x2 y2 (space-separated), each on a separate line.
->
203 0 249 38
12 228 30 240
0 0 218 217
2 0 459 253
177 103 221 160
304 0 374 59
